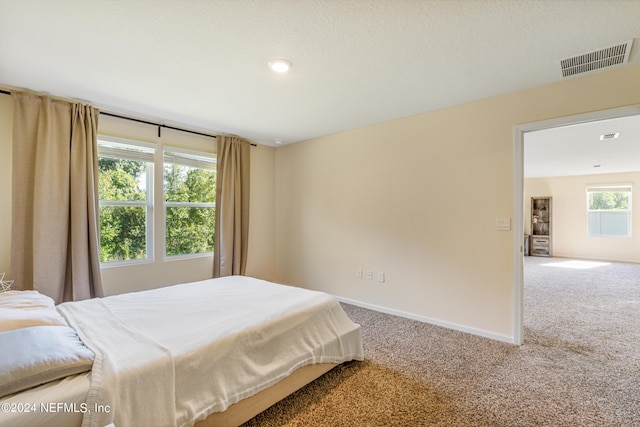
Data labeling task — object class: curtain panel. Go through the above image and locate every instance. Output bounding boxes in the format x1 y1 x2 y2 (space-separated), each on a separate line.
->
11 91 103 303
213 136 251 277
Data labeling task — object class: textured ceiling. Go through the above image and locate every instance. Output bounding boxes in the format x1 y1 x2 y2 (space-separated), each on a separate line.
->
0 0 639 151
525 114 640 178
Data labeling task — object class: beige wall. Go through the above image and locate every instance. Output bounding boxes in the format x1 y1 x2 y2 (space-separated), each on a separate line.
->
0 99 276 294
525 172 640 263
245 144 276 280
274 64 640 342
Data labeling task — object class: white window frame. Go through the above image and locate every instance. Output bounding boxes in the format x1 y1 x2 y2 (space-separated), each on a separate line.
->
97 136 156 266
163 146 216 260
586 184 632 238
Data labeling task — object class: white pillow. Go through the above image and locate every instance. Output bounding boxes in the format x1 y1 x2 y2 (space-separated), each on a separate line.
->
0 325 94 398
0 290 67 332
0 290 56 308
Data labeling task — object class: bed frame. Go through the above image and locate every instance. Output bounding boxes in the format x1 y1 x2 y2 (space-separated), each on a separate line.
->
196 363 336 427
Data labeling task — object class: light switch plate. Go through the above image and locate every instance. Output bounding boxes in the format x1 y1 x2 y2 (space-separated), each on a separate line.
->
496 218 511 231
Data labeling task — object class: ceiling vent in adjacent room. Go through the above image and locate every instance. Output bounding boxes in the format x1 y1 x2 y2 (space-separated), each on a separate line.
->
559 39 634 78
600 132 620 141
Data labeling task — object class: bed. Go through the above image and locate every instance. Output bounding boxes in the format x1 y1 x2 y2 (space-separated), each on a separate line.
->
0 276 364 427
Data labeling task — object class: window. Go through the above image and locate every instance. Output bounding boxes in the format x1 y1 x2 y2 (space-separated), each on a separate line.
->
587 185 631 237
163 149 216 257
98 137 216 264
98 137 154 263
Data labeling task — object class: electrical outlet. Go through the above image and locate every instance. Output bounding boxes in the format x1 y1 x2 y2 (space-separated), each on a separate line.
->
378 271 385 283
367 270 373 280
356 268 363 279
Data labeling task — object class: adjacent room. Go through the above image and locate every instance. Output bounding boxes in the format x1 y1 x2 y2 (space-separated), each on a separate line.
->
523 113 640 326
0 1 638 426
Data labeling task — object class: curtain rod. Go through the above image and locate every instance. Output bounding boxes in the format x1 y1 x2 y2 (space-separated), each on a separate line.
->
0 89 257 146
99 111 218 140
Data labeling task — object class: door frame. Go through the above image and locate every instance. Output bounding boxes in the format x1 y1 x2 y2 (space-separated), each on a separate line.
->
512 104 640 345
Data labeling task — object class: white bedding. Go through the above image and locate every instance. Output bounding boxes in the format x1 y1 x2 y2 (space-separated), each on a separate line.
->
57 276 363 427
0 290 67 332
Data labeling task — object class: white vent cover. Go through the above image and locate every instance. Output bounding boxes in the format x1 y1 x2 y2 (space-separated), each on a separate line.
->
600 132 620 141
559 39 633 78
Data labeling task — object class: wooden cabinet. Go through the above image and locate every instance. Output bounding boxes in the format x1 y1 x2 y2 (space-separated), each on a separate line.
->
531 197 552 257
530 235 551 256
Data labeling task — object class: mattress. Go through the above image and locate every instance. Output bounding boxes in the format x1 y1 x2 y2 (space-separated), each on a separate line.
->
0 372 90 427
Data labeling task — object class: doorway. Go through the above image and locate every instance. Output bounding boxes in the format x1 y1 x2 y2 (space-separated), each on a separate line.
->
512 105 640 345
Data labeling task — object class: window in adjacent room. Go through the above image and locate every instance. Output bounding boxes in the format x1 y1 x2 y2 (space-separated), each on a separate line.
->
163 148 216 257
587 184 632 237
98 137 155 263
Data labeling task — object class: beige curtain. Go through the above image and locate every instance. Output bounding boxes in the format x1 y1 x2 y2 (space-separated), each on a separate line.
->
11 91 103 303
213 136 251 277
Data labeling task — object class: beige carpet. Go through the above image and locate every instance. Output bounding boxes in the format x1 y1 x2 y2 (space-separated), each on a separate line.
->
243 257 640 426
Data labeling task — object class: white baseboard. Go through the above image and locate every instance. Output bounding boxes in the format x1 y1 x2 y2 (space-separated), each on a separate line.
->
335 295 515 345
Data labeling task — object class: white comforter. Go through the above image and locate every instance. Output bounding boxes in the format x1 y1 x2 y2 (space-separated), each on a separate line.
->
57 276 364 427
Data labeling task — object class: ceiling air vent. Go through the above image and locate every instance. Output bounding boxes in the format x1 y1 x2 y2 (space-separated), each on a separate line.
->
600 132 620 141
559 39 634 78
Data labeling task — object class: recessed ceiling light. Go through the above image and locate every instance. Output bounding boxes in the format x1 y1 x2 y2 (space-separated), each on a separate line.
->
274 139 283 145
600 132 620 141
268 58 292 73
